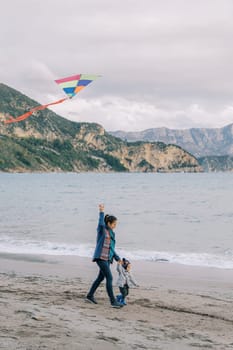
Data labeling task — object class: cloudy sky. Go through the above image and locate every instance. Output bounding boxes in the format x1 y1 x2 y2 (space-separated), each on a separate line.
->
1 0 233 131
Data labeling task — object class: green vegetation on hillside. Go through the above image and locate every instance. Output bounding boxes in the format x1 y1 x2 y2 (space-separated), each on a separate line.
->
0 136 101 172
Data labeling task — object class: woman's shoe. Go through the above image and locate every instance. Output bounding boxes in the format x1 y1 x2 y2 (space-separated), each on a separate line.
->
86 295 98 304
111 301 123 308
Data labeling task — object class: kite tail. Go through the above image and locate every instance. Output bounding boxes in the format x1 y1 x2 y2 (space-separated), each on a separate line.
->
4 98 68 124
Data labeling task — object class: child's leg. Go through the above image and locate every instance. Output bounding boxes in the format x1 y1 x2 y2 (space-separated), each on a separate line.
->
118 285 128 305
119 287 125 298
116 287 123 302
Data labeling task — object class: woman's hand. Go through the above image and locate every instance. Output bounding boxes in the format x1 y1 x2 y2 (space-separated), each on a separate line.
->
99 204 104 212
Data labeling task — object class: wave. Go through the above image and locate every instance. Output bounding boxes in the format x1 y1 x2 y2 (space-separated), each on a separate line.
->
0 236 233 269
0 236 94 258
119 249 233 269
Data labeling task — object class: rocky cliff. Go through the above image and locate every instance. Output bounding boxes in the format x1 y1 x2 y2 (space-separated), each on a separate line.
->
0 83 201 173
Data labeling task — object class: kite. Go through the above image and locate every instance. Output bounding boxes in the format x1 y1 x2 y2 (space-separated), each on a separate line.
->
4 74 100 124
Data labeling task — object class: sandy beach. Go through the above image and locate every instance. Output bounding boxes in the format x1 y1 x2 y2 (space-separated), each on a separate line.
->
0 254 233 350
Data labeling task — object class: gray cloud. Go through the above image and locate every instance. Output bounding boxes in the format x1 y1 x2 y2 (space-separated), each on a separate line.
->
1 0 233 130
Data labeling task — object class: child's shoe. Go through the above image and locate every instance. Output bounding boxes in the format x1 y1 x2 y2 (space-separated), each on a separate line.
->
116 294 123 302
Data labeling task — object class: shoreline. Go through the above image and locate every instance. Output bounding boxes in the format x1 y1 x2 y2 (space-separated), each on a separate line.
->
1 253 233 349
1 252 233 293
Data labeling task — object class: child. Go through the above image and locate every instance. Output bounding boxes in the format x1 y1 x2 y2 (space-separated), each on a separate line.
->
116 258 138 305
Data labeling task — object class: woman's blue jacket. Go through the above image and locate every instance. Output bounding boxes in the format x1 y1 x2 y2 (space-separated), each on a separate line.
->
92 212 120 263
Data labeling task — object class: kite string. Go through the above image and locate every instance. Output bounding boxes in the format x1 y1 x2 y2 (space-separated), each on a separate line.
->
4 97 68 124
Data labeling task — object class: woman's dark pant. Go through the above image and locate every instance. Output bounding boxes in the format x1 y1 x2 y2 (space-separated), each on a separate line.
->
87 259 115 304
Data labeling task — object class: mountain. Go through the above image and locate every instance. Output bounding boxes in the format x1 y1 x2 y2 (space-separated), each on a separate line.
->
0 83 201 173
198 155 233 172
110 125 233 157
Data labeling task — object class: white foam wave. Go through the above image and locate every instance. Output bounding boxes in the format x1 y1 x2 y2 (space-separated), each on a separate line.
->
118 249 233 269
0 237 233 269
0 236 93 257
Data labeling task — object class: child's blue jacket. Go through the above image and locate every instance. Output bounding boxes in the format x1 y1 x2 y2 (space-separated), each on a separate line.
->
92 212 120 263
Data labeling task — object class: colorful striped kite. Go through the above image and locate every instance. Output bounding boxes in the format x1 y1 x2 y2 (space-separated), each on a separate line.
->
4 74 100 124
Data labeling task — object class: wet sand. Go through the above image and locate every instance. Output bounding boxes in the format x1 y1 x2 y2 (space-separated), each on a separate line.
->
0 254 233 349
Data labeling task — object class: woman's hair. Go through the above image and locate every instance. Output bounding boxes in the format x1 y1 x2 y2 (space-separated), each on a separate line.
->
104 214 117 225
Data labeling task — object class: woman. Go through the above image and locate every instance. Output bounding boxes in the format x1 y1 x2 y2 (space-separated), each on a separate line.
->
86 204 123 308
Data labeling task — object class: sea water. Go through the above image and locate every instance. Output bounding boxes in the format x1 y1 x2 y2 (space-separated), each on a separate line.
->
0 172 233 269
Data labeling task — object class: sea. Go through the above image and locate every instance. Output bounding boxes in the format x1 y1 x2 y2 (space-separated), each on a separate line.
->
0 172 233 269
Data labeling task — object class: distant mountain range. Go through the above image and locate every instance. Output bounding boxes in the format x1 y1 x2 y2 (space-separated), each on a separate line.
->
0 83 201 173
110 125 233 172
110 125 233 157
